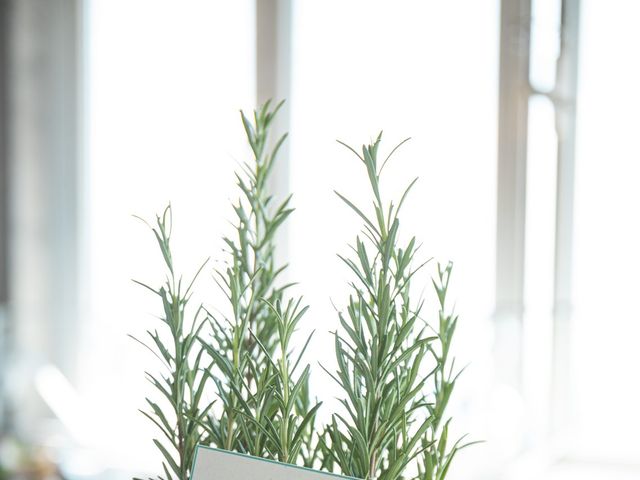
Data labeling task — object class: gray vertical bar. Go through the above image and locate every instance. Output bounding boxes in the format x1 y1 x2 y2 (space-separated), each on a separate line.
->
0 0 10 432
495 0 532 389
0 1 8 306
7 0 80 438
256 0 292 106
551 0 581 434
256 0 292 268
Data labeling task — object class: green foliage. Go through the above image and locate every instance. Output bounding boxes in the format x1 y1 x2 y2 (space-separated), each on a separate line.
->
133 103 474 480
240 298 321 464
199 101 319 464
322 134 472 480
132 206 212 480
321 134 434 480
418 263 480 480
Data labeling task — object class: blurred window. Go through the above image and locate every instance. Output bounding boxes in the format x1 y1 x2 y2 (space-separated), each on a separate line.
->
74 0 640 477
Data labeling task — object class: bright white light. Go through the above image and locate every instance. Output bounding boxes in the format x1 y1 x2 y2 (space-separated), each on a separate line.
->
571 0 640 463
35 365 91 445
522 94 558 447
84 0 255 471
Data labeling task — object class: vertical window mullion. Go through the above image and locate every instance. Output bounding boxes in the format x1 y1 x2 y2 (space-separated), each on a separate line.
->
0 0 10 435
496 0 532 391
256 0 293 268
5 0 81 436
550 0 581 439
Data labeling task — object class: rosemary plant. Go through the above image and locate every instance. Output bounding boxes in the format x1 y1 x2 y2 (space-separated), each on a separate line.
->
418 263 479 480
200 101 319 464
131 103 475 479
132 206 212 480
323 134 436 480
323 134 473 480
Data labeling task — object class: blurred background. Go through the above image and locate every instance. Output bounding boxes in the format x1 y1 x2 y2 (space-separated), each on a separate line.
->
1 0 639 479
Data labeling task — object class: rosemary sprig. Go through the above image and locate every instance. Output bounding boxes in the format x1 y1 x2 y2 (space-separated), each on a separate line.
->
247 298 322 464
324 134 437 480
201 101 319 464
418 263 480 480
132 206 212 480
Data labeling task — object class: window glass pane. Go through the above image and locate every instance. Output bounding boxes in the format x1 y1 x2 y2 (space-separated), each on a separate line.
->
572 0 640 462
83 0 255 470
